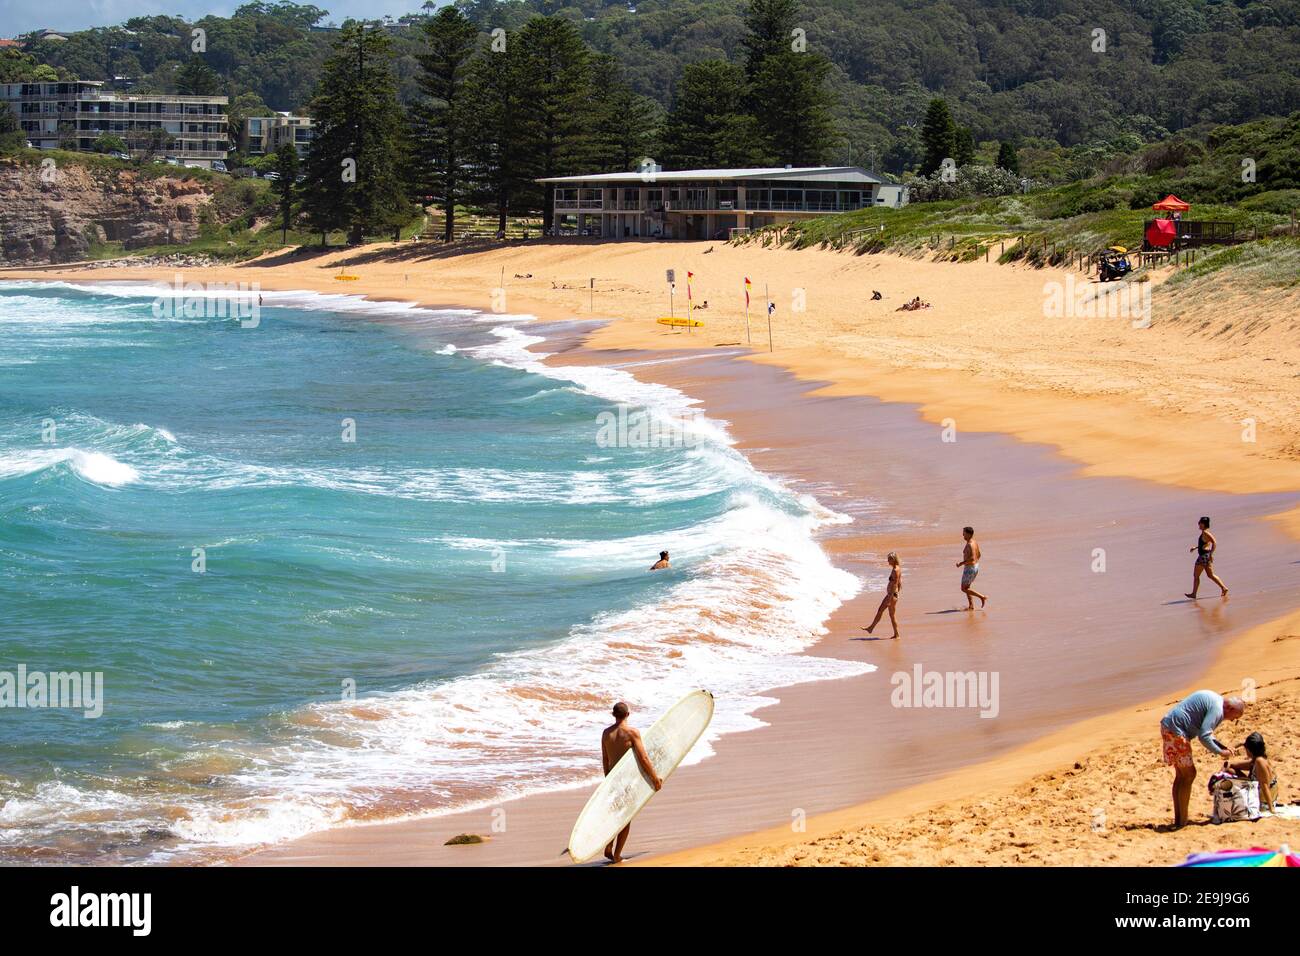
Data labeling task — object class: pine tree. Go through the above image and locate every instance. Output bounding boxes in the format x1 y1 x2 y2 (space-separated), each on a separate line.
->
582 55 661 173
741 0 801 79
411 6 479 241
175 56 222 96
300 22 413 246
662 60 767 168
463 36 536 232
272 142 299 243
739 0 836 166
954 126 975 167
996 140 1020 175
515 16 593 231
750 50 837 166
920 98 957 176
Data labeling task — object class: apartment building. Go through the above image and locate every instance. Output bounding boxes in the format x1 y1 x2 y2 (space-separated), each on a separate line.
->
1 80 228 167
241 113 315 157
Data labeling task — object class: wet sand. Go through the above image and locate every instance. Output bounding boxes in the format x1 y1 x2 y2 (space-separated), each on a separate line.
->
238 331 1299 866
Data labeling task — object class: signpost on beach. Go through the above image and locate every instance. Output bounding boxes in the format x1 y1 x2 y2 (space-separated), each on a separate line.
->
589 277 594 312
666 269 675 318
765 283 773 352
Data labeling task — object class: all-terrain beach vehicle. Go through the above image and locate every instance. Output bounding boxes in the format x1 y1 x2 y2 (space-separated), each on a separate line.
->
1098 247 1132 282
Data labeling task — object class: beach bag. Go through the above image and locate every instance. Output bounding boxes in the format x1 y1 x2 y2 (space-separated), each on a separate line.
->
1210 775 1260 823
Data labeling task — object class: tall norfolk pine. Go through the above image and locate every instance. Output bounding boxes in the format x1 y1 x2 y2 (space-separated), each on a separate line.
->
515 17 594 232
463 35 538 233
411 6 478 242
300 22 412 245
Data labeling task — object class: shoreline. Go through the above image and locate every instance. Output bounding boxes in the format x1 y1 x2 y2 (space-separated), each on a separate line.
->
3 245 1298 866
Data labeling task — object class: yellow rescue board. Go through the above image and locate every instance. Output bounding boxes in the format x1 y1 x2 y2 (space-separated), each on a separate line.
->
657 316 703 328
334 275 360 281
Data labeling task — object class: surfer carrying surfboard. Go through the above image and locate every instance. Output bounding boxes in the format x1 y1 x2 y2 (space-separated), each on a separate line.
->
601 702 663 863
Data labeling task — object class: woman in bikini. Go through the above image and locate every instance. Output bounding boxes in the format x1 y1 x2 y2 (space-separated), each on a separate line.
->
1186 516 1229 599
862 552 902 639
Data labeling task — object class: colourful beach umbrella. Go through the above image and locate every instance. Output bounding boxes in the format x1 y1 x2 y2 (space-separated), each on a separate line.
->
1179 845 1299 867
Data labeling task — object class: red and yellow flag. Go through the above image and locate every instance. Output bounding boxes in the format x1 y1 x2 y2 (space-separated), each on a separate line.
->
687 271 694 309
744 276 752 307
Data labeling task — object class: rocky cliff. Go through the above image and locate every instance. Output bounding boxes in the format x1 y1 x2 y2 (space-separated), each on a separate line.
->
0 158 217 264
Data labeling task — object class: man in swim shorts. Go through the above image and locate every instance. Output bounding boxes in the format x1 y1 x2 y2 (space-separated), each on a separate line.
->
1160 690 1244 827
956 526 987 610
601 701 662 863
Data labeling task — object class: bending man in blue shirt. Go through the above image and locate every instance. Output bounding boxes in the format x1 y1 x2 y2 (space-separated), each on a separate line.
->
1160 690 1245 828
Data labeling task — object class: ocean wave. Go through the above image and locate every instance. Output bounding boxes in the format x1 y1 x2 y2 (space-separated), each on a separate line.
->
0 448 139 487
0 280 490 322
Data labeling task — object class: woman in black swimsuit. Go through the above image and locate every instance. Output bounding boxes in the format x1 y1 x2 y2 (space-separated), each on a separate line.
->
1186 516 1228 599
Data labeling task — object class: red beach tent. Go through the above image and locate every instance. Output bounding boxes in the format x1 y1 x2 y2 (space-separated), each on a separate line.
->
1152 194 1191 213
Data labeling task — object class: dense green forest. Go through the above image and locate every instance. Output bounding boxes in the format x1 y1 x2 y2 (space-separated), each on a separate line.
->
6 0 1300 176
4 0 1298 252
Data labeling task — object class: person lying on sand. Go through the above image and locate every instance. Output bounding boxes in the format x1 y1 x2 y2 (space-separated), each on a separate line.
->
601 701 662 863
1186 515 1229 599
1227 731 1279 813
896 296 931 311
862 551 902 638
650 550 670 570
956 526 987 610
1161 690 1245 828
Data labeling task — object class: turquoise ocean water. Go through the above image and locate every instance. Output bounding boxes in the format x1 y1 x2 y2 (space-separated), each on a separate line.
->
0 280 868 863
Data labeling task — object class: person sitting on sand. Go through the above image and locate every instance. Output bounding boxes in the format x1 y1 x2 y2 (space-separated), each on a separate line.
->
1186 516 1229 599
1227 731 1279 813
956 527 987 610
871 290 883 300
601 701 662 863
650 550 670 570
861 552 902 639
1161 690 1245 828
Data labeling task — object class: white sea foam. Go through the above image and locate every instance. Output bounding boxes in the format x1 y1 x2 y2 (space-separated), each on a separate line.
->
0 448 139 487
0 280 487 322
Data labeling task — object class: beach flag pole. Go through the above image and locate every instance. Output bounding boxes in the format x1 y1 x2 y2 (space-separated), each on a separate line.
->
744 276 752 345
686 270 694 334
589 277 594 312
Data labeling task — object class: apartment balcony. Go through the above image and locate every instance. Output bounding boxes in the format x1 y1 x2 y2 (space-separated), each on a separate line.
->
80 92 228 105
80 111 226 122
554 199 603 210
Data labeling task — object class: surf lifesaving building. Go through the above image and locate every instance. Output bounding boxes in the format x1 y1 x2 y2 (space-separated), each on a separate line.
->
536 166 907 239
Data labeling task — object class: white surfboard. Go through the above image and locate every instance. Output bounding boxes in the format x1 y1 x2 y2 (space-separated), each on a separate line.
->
567 689 715 863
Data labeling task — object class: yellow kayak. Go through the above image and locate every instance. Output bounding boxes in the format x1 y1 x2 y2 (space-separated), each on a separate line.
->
334 275 360 281
657 317 704 328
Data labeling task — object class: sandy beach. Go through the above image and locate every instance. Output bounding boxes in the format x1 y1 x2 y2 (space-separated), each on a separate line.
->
3 238 1297 866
